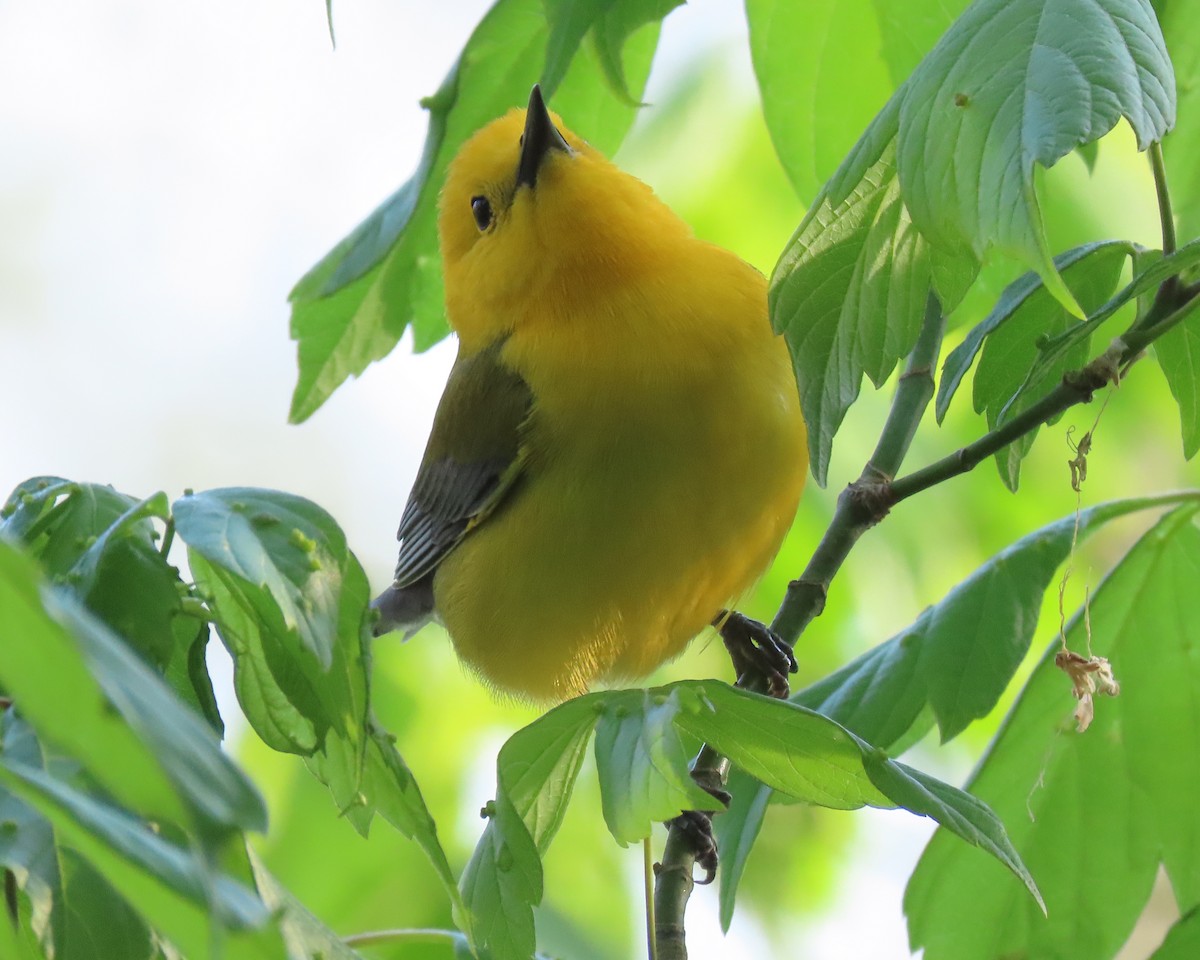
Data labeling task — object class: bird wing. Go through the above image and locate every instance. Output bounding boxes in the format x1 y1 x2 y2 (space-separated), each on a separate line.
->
390 339 532 587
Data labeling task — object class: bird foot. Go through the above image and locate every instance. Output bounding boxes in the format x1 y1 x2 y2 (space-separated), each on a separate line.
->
666 810 720 885
715 610 797 698
665 770 731 885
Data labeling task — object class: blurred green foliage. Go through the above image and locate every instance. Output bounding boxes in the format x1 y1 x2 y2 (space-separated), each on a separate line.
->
3 1 1200 958
258 23 1198 955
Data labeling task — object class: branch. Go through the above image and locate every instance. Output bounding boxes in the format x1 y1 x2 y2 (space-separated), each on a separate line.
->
891 292 1200 504
652 826 698 960
653 259 1199 954
772 293 946 645
653 237 1200 953
652 295 946 956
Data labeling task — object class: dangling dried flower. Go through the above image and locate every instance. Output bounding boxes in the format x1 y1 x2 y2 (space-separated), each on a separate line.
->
1055 650 1120 732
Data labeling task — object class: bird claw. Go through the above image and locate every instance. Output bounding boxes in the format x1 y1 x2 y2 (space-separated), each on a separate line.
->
666 810 719 885
716 610 797 698
665 766 730 884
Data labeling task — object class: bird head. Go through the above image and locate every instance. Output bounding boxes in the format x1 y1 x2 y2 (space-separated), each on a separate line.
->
438 85 688 348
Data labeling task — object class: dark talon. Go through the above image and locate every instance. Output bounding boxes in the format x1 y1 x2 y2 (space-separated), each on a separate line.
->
666 810 719 884
714 609 797 698
665 765 730 884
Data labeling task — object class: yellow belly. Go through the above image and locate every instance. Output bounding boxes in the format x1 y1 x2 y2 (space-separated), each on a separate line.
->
433 334 807 701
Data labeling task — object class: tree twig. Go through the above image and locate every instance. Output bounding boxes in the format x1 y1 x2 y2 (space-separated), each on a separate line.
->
653 294 946 956
890 293 1200 504
652 823 698 960
652 256 1200 954
772 293 946 645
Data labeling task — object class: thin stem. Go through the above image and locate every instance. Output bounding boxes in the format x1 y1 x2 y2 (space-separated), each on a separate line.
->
653 295 946 957
865 294 947 481
772 294 946 646
1150 141 1180 310
644 838 659 960
652 260 1198 954
1150 141 1176 257
342 928 467 949
652 825 696 960
891 293 1200 504
159 516 175 559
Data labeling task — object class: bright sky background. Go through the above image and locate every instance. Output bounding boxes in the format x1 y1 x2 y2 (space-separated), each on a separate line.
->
0 2 1039 956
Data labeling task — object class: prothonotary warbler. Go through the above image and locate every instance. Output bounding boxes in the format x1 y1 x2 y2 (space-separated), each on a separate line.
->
372 85 807 701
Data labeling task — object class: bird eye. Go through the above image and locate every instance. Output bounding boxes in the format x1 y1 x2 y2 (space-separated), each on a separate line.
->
471 196 493 231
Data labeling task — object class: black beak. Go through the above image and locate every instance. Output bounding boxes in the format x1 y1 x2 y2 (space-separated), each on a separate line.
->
517 85 571 189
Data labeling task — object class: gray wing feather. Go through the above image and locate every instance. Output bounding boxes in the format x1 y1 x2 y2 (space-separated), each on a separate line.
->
388 341 531 589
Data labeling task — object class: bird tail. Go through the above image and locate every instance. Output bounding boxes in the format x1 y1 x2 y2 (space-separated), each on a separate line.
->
370 577 435 640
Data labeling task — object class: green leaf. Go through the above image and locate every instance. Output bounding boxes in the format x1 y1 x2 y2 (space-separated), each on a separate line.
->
361 730 466 925
164 621 224 735
0 541 186 827
771 141 974 485
189 548 320 755
0 709 66 958
0 541 266 838
974 240 1131 489
1076 137 1100 173
716 493 1199 925
1010 238 1200 440
771 0 1175 480
866 757 1043 912
712 767 771 933
67 492 169 601
0 710 162 960
174 488 458 909
1155 306 1200 458
749 0 968 203
174 488 345 670
1 478 143 578
55 595 267 837
460 696 599 960
673 684 1040 905
882 495 1193 743
0 756 281 960
897 0 1174 317
0 708 273 958
585 0 675 106
673 685 891 809
747 0 895 203
175 488 377 817
543 0 678 105
0 905 39 960
66 493 184 670
1150 905 1200 960
1159 0 1200 245
593 690 719 845
2 479 222 728
287 0 661 423
905 505 1200 960
936 240 1139 422
248 849 368 960
56 852 156 960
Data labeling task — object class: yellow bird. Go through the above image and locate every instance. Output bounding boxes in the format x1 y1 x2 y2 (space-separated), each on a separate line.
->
373 86 807 702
